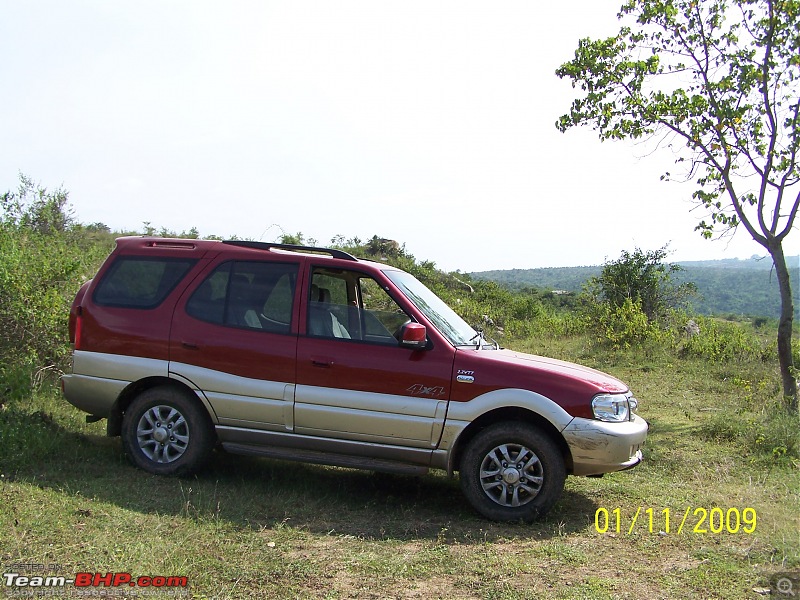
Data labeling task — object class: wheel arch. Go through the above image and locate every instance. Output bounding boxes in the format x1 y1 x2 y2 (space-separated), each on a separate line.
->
449 407 574 476
107 376 216 437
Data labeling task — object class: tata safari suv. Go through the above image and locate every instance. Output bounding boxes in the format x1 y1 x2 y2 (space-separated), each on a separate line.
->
62 237 647 522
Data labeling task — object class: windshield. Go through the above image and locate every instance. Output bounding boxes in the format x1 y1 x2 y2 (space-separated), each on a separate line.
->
384 270 478 346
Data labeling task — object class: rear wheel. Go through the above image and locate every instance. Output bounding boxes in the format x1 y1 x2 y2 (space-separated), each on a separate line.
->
459 422 565 522
121 387 215 476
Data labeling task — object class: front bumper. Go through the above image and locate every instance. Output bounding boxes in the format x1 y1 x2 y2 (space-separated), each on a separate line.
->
562 414 648 476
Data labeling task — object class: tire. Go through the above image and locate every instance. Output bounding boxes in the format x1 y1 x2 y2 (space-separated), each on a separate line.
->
459 422 566 522
121 386 215 477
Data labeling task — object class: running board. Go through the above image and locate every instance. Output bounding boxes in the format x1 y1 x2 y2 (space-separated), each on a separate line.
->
222 442 430 476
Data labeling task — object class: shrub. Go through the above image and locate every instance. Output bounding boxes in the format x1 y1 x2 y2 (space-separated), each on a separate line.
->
583 296 667 349
585 246 696 323
679 316 770 363
0 176 112 395
580 246 696 349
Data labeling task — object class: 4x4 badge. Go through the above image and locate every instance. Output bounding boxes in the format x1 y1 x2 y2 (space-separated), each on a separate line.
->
406 384 446 396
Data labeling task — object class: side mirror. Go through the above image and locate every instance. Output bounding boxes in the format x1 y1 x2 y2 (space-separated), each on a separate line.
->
399 322 427 349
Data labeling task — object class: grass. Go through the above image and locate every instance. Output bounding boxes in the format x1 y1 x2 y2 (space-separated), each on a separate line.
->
1 337 799 599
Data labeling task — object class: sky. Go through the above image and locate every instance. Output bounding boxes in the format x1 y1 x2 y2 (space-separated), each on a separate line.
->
1 1 797 273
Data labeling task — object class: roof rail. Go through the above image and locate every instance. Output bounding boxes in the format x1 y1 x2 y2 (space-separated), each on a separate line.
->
222 240 358 261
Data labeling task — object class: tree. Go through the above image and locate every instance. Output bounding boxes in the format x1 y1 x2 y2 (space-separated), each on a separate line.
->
556 0 800 411
1 173 73 234
280 232 306 245
587 246 696 322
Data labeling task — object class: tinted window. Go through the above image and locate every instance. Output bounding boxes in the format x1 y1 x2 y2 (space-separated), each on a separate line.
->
359 277 410 341
94 257 196 308
185 263 231 324
186 261 298 332
308 267 410 344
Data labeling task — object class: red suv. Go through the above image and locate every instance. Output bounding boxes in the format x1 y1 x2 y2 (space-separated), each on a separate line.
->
62 237 647 521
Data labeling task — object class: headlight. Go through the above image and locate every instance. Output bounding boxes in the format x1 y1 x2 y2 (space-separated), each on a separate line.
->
592 393 635 422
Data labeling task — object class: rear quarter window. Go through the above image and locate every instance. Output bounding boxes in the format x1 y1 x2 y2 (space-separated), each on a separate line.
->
93 257 196 308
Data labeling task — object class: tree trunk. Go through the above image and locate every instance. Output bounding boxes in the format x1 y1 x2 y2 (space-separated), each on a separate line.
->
767 240 798 413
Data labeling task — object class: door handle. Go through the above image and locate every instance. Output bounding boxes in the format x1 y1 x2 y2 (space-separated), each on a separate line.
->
311 358 334 368
181 341 200 350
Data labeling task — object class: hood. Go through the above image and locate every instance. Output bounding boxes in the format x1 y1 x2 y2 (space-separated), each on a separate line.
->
452 348 629 418
494 349 628 393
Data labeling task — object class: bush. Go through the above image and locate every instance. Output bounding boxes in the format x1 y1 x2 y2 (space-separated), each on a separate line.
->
580 246 696 349
584 296 668 349
585 246 696 323
679 316 770 363
0 176 112 396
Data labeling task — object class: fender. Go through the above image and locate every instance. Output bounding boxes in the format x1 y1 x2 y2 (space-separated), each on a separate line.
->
433 388 575 472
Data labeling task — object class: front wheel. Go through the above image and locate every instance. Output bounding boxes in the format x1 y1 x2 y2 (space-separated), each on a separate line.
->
459 422 566 522
121 386 215 477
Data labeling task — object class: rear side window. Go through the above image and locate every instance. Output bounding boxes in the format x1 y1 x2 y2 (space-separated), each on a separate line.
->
186 261 298 333
93 257 196 309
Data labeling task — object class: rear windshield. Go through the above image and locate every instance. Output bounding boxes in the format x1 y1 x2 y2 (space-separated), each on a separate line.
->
93 257 196 309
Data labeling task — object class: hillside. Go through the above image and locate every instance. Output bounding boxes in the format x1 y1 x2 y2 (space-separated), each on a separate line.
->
472 256 800 319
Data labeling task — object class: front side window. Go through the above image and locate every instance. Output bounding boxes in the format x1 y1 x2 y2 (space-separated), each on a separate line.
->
186 261 298 332
94 257 196 309
307 268 411 344
359 277 412 341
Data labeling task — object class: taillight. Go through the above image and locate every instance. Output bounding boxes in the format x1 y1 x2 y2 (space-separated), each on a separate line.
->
69 280 91 350
74 309 83 351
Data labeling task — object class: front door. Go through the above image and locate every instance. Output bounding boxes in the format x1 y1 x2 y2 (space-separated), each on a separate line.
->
295 266 455 450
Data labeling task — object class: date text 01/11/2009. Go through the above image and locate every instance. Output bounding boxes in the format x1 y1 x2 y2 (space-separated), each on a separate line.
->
595 507 757 535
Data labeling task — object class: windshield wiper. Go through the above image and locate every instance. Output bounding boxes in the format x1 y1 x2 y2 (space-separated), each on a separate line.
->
467 328 499 350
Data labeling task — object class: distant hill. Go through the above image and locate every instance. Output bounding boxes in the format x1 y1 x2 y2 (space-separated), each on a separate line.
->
471 256 800 319
678 256 779 269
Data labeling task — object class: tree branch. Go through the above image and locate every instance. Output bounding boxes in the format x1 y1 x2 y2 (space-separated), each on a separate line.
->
759 0 779 236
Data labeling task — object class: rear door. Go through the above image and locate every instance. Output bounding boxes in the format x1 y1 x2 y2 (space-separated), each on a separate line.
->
169 256 301 431
295 265 455 450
